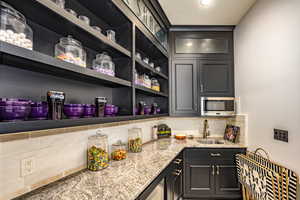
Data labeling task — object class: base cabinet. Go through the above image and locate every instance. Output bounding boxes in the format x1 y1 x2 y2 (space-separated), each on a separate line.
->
183 148 245 199
137 148 245 200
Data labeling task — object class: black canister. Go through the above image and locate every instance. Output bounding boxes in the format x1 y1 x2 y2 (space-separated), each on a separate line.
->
138 101 146 115
95 97 107 117
47 91 65 120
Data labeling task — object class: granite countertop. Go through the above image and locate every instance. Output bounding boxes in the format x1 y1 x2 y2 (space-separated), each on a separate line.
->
17 138 246 200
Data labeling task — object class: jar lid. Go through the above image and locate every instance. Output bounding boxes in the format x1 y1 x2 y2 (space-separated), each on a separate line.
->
59 35 82 47
96 52 111 61
112 140 126 147
0 1 26 24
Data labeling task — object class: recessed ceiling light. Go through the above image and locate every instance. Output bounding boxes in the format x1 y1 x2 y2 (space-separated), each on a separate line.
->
186 42 193 47
200 0 210 6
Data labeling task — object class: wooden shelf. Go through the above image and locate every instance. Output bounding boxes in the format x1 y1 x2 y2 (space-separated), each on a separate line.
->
0 114 169 134
0 42 132 88
135 59 168 80
135 85 169 97
8 0 131 58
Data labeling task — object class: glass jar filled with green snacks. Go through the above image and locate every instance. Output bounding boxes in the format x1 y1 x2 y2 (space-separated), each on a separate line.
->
128 128 143 153
87 131 109 171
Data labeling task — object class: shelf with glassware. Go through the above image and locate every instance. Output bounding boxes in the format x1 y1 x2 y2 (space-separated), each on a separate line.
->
112 0 168 58
7 0 132 58
0 0 170 134
135 57 168 80
121 0 168 50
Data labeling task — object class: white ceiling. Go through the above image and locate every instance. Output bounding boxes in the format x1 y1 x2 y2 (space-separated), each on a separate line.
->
158 0 257 25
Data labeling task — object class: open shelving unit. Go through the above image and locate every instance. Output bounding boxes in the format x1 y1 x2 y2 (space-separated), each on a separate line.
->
0 0 169 134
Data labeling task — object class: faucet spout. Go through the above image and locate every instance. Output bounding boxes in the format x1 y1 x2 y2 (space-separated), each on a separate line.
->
203 119 210 139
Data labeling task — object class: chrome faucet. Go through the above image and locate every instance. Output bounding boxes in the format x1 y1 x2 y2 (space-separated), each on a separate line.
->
202 119 210 139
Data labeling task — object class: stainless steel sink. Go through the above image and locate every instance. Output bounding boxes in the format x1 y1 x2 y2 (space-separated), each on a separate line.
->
197 138 225 144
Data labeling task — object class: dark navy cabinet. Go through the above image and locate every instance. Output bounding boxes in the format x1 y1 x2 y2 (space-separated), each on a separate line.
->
199 59 234 97
170 29 235 116
183 148 245 199
171 60 199 116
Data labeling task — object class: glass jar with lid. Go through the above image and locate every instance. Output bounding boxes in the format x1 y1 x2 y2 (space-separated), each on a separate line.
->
151 78 160 92
142 74 151 88
106 30 116 42
55 35 86 67
87 131 109 171
111 140 127 161
0 1 33 50
92 52 115 76
128 128 143 153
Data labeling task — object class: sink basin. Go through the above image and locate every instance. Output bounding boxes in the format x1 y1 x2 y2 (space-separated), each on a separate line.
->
198 139 225 144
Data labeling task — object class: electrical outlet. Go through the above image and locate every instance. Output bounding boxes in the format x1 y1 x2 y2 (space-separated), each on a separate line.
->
21 157 35 177
274 129 288 143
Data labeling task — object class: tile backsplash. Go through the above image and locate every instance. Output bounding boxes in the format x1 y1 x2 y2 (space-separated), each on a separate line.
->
0 116 246 200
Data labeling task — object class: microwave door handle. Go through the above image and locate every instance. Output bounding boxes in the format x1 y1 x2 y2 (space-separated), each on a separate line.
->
200 84 204 93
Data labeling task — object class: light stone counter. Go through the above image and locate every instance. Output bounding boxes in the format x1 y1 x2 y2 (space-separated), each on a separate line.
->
16 138 246 200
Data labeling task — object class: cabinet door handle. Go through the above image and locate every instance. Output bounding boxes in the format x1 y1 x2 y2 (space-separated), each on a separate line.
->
210 153 221 157
173 159 182 164
212 165 215 176
173 169 182 176
216 165 220 175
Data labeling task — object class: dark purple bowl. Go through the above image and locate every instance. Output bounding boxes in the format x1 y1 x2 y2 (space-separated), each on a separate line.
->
105 104 115 116
83 104 95 118
64 104 84 119
0 99 31 106
0 105 30 121
29 102 48 120
156 108 161 113
144 106 151 115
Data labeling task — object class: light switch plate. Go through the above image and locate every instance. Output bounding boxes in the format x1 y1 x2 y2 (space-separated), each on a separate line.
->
21 157 35 177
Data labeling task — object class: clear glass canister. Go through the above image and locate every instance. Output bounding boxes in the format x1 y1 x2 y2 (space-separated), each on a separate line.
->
142 74 151 88
151 78 160 92
128 128 143 153
87 131 109 171
55 35 86 67
111 140 127 161
0 1 33 50
106 30 116 42
92 52 115 76
50 0 65 9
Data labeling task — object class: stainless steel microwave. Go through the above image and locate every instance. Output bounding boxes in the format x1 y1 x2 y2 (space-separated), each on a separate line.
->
200 97 236 116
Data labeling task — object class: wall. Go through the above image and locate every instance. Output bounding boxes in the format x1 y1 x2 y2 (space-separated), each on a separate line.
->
0 116 245 200
234 0 300 176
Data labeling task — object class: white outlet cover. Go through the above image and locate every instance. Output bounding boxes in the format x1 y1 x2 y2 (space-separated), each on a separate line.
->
21 157 35 177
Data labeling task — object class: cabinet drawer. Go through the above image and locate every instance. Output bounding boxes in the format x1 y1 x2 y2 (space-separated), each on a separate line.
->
185 148 245 163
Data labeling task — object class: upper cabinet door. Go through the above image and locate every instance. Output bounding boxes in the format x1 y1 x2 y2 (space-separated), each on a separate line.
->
171 59 199 116
172 32 233 59
199 60 234 97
